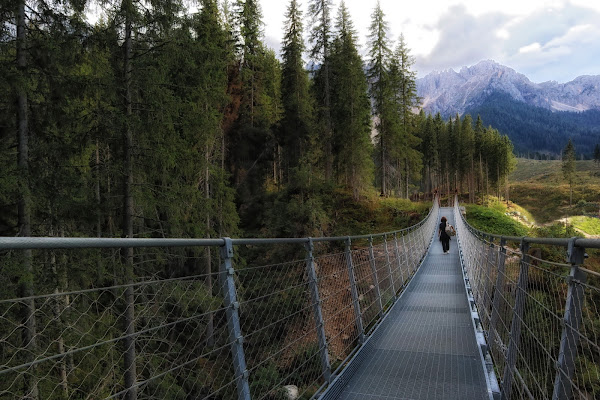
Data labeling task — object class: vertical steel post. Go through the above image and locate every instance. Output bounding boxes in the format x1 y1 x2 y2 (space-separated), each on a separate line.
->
393 233 405 289
408 229 416 273
502 239 530 400
345 238 365 344
552 239 587 400
490 238 507 349
402 233 411 277
483 237 496 316
475 234 489 305
220 238 251 400
305 239 332 383
368 236 384 318
383 234 396 299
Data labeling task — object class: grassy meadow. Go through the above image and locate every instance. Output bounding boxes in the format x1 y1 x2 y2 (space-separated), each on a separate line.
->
508 159 600 230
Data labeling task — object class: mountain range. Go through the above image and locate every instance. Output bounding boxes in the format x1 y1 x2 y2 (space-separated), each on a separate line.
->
416 60 600 157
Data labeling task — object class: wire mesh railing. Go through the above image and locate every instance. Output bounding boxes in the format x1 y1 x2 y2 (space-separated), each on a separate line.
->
454 199 600 400
0 199 438 400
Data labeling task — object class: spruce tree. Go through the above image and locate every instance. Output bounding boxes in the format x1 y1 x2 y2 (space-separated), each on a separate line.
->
280 0 314 177
308 0 334 179
388 36 421 198
562 139 576 207
474 115 485 198
366 1 391 195
330 1 373 199
461 115 475 202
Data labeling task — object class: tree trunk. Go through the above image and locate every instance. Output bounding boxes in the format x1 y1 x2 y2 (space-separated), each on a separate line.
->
505 175 510 205
122 3 137 398
205 144 215 346
323 57 333 181
380 127 386 196
16 3 38 398
405 160 409 200
96 141 104 282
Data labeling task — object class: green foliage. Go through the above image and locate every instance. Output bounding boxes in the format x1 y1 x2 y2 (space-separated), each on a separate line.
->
562 139 576 184
280 0 315 177
465 204 529 237
250 362 287 400
328 3 374 199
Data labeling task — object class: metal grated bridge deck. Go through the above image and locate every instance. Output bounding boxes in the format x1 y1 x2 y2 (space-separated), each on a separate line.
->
322 207 491 400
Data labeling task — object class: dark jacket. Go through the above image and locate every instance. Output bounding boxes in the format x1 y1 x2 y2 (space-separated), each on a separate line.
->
439 221 450 240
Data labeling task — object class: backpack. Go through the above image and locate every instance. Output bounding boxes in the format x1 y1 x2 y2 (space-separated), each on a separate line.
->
445 224 455 236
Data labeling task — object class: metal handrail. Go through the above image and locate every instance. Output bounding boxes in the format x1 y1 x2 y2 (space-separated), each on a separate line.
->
0 201 436 250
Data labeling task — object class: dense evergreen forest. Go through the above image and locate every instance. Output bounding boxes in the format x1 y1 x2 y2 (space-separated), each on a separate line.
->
467 91 600 159
0 0 516 241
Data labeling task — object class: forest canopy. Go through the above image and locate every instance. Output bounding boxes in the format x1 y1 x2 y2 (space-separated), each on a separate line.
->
0 0 516 240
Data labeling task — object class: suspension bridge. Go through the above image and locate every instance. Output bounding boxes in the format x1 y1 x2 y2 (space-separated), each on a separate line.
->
0 198 598 399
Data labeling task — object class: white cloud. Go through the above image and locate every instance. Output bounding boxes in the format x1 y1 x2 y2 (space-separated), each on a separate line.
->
519 43 542 54
496 29 510 40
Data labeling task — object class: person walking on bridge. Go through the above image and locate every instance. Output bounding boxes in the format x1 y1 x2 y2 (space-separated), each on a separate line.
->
438 216 451 254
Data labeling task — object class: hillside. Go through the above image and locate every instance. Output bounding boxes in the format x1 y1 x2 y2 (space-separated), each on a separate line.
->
509 158 600 184
508 159 600 223
468 92 600 156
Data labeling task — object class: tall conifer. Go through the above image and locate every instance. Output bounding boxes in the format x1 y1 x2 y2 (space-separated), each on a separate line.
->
308 0 334 179
281 0 314 176
366 1 391 195
562 139 576 207
330 1 373 199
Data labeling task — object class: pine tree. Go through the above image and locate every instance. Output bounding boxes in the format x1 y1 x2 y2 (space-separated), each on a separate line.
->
308 0 334 179
562 139 576 207
474 115 485 199
235 0 264 127
329 1 373 199
388 36 421 198
366 1 391 195
461 115 475 202
14 1 37 397
594 144 600 167
280 0 314 177
230 0 282 211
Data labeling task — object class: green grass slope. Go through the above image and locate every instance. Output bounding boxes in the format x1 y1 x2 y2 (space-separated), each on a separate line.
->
509 159 600 223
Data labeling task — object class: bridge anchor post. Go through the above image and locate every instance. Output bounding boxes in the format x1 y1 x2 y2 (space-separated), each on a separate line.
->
552 238 587 400
305 238 332 384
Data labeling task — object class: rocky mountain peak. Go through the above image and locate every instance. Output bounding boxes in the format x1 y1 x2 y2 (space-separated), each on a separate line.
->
417 60 600 117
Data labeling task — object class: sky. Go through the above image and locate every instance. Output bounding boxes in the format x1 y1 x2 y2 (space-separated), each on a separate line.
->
260 0 600 83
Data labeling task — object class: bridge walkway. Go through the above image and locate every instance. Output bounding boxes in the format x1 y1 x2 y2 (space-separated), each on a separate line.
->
323 207 491 400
